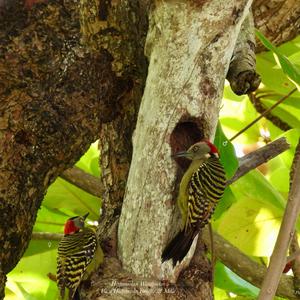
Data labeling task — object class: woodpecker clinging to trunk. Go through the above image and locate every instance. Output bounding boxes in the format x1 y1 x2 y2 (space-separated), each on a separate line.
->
162 140 226 265
57 213 103 300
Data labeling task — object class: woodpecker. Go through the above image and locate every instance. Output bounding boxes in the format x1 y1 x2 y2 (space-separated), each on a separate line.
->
57 213 103 300
162 140 226 265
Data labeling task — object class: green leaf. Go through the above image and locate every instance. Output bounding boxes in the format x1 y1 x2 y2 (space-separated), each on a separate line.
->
258 96 300 129
288 52 300 68
23 240 59 258
33 206 68 234
256 30 300 88
76 140 100 177
213 187 237 221
214 287 230 299
90 156 101 178
214 261 259 297
212 123 238 220
223 83 248 102
266 129 300 195
214 122 239 178
216 169 287 257
217 189 282 257
43 177 101 220
274 35 300 57
267 167 289 196
231 170 286 210
278 129 300 168
220 97 261 144
6 243 59 300
256 90 300 110
265 119 284 140
256 56 296 95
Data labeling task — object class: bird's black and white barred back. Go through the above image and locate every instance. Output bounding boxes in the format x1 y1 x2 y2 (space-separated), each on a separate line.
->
186 156 226 228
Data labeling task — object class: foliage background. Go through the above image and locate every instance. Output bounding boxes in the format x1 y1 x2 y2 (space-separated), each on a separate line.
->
4 34 300 300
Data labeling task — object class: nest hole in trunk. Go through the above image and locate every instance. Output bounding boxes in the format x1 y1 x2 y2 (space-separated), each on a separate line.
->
169 119 205 193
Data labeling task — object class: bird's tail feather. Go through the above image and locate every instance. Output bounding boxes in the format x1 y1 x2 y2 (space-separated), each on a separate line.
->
161 227 197 266
73 289 80 300
68 288 80 300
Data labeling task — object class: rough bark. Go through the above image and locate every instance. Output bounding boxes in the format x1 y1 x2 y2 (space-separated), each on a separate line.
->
226 12 261 95
95 0 149 241
118 1 253 299
253 0 300 52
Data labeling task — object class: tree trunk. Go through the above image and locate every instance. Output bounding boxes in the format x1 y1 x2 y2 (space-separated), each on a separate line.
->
117 1 252 298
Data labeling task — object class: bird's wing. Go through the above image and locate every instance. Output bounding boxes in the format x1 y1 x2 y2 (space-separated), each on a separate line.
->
186 157 226 229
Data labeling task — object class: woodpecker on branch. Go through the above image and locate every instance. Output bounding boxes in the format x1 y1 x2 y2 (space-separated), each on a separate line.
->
57 213 103 300
162 140 226 265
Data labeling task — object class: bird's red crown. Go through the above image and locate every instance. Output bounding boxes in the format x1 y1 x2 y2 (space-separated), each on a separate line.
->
64 219 79 235
203 139 219 155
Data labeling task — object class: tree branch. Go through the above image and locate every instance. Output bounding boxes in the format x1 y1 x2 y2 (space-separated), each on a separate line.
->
248 93 292 131
258 138 300 300
31 232 62 241
227 136 290 185
60 166 103 197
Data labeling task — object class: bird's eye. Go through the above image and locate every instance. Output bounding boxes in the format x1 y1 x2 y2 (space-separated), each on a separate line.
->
192 146 199 152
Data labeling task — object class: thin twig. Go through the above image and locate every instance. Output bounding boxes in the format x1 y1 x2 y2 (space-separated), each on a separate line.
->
209 223 215 289
258 138 300 300
227 137 290 185
229 88 297 141
31 232 63 241
60 166 103 197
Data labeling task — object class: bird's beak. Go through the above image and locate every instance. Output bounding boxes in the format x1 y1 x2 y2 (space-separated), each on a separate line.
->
82 212 89 220
172 151 189 158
